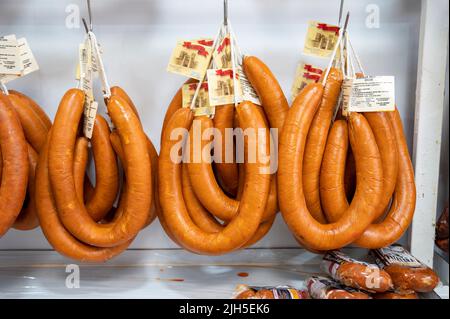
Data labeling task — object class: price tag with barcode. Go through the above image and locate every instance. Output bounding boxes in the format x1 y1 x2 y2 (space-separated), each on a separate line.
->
345 76 395 113
303 21 340 58
167 40 213 80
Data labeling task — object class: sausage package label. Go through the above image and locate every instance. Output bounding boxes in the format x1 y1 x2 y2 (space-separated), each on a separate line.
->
0 37 39 84
167 40 213 80
306 276 366 299
343 76 396 114
233 284 309 299
181 82 215 117
206 68 242 106
213 36 232 69
291 63 323 100
372 245 423 269
303 21 340 58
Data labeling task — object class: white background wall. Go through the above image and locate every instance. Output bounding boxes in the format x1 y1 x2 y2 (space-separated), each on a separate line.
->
0 0 426 249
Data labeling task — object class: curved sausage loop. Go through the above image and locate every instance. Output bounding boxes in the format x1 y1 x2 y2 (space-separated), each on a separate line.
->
278 83 384 251
13 145 40 231
303 68 343 223
243 56 289 131
48 89 151 247
8 90 52 130
213 104 239 196
354 109 416 248
85 115 120 221
0 93 29 237
159 103 271 255
321 112 398 224
35 134 131 262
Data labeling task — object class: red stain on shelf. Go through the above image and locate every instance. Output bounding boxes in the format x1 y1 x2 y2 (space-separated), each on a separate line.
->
156 277 185 282
237 272 249 278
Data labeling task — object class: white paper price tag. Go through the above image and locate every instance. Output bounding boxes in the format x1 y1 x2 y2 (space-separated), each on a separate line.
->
0 35 22 75
236 63 261 106
83 100 99 139
347 76 395 113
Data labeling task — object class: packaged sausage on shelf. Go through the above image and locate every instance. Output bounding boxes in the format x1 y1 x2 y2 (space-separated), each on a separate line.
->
233 285 309 299
322 251 393 293
306 276 371 299
372 245 440 294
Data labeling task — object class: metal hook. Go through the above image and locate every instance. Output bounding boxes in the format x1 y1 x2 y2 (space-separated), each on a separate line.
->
343 12 350 32
82 18 90 34
87 0 93 31
338 0 345 26
224 0 229 26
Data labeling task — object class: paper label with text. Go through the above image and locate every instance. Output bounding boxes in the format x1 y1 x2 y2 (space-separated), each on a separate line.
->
83 100 98 139
1 37 39 84
167 40 213 80
236 62 261 106
0 35 23 75
345 76 395 113
207 68 242 106
291 63 323 99
304 21 340 58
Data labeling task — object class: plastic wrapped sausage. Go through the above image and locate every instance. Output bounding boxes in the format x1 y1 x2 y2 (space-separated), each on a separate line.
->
372 245 440 294
306 276 371 299
322 251 393 293
234 285 309 299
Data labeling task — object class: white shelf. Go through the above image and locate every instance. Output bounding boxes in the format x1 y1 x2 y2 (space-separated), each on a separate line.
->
0 249 446 299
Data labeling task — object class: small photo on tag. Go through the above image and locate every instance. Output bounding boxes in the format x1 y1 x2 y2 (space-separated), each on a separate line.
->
213 35 232 69
207 68 241 106
304 21 340 58
347 76 395 113
167 40 213 80
291 63 323 100
182 82 210 109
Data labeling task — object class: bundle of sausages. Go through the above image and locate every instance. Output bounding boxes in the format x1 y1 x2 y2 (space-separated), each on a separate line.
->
278 68 416 251
158 56 288 255
34 87 157 262
0 91 51 235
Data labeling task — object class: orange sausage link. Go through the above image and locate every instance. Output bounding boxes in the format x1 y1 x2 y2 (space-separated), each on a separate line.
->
187 116 239 221
8 90 52 130
278 83 384 251
48 90 151 247
73 137 90 203
161 79 197 143
320 120 349 222
354 109 416 248
85 115 120 221
213 104 239 196
243 56 289 131
303 68 343 223
35 134 131 262
159 103 271 255
13 144 40 231
7 94 49 152
0 93 29 237
110 86 159 226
